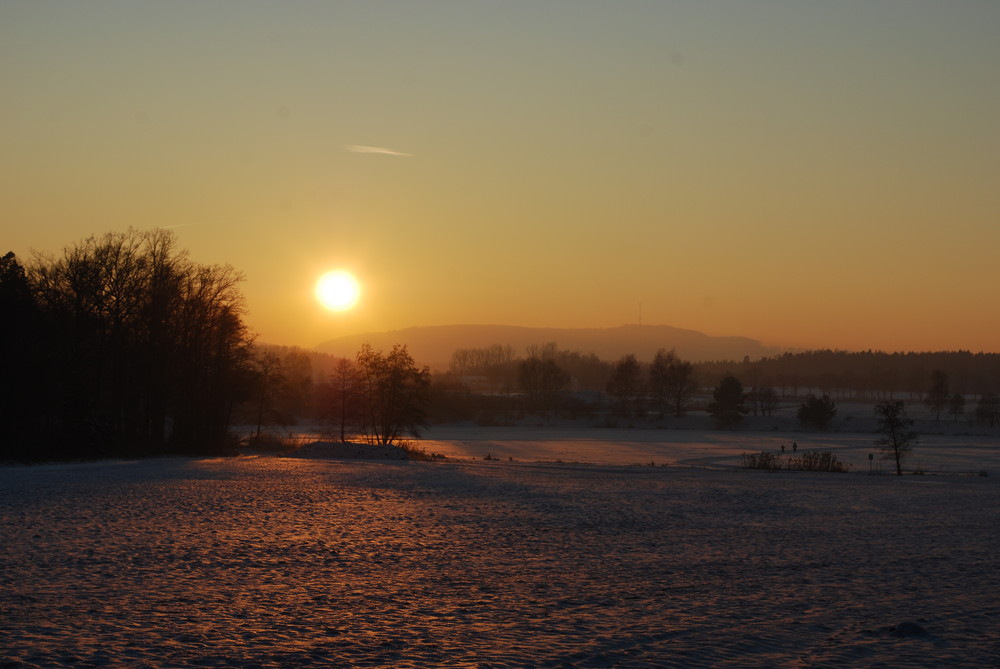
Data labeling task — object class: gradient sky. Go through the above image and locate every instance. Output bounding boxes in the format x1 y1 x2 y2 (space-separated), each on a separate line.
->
4 1 999 353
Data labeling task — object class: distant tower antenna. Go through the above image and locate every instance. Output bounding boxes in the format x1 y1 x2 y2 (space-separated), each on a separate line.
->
638 297 643 325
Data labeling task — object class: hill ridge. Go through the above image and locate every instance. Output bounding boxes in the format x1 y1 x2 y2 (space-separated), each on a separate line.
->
315 323 781 368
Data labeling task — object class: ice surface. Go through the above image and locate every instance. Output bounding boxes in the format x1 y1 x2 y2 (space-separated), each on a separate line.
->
1 434 998 667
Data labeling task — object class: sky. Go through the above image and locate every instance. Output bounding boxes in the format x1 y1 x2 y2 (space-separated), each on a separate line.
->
3 1 999 354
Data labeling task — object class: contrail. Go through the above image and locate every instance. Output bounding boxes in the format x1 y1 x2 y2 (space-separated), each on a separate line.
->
346 145 413 157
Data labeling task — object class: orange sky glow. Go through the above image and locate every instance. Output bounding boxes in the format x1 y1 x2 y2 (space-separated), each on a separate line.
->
3 2 999 354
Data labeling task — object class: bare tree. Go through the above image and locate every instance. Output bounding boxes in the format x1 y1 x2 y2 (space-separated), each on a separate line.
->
518 348 570 412
251 349 284 441
325 357 363 442
925 370 949 421
25 228 253 457
355 344 430 445
275 349 315 420
648 349 676 418
552 349 609 393
974 393 1000 428
449 343 516 392
169 262 253 453
606 354 643 417
874 400 918 476
666 357 698 418
246 346 313 438
948 393 965 423
649 349 698 418
0 252 45 459
751 386 779 417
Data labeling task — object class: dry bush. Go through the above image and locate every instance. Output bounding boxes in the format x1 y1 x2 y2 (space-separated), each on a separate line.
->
787 451 852 472
742 451 782 470
742 450 851 473
397 440 447 461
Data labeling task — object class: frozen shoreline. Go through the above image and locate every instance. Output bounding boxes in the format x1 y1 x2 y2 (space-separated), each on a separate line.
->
2 442 998 668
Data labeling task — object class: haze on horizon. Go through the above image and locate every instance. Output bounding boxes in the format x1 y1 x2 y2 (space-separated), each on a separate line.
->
4 2 998 354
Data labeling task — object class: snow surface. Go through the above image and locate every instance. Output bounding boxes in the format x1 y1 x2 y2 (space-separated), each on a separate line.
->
2 431 998 667
420 423 1000 474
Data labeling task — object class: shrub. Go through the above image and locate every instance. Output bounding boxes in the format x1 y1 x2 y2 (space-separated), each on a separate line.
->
742 451 782 470
397 439 447 461
742 450 851 473
787 451 852 472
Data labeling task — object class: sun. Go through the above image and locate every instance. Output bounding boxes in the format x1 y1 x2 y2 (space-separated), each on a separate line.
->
315 270 361 311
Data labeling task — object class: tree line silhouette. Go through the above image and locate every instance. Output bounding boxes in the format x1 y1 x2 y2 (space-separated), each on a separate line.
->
4 229 1000 461
1 230 253 460
697 349 1000 400
433 344 999 419
214 339 1000 442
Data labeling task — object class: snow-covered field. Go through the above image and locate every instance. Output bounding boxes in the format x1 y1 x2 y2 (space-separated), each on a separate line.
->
420 422 1000 474
2 431 998 667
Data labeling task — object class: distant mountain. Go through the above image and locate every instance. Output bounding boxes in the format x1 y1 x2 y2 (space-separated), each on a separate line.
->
315 324 782 369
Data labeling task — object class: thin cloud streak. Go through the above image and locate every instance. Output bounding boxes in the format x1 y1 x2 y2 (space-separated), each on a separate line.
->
346 145 413 157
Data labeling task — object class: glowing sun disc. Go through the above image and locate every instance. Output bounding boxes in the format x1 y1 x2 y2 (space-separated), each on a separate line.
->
315 270 360 311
